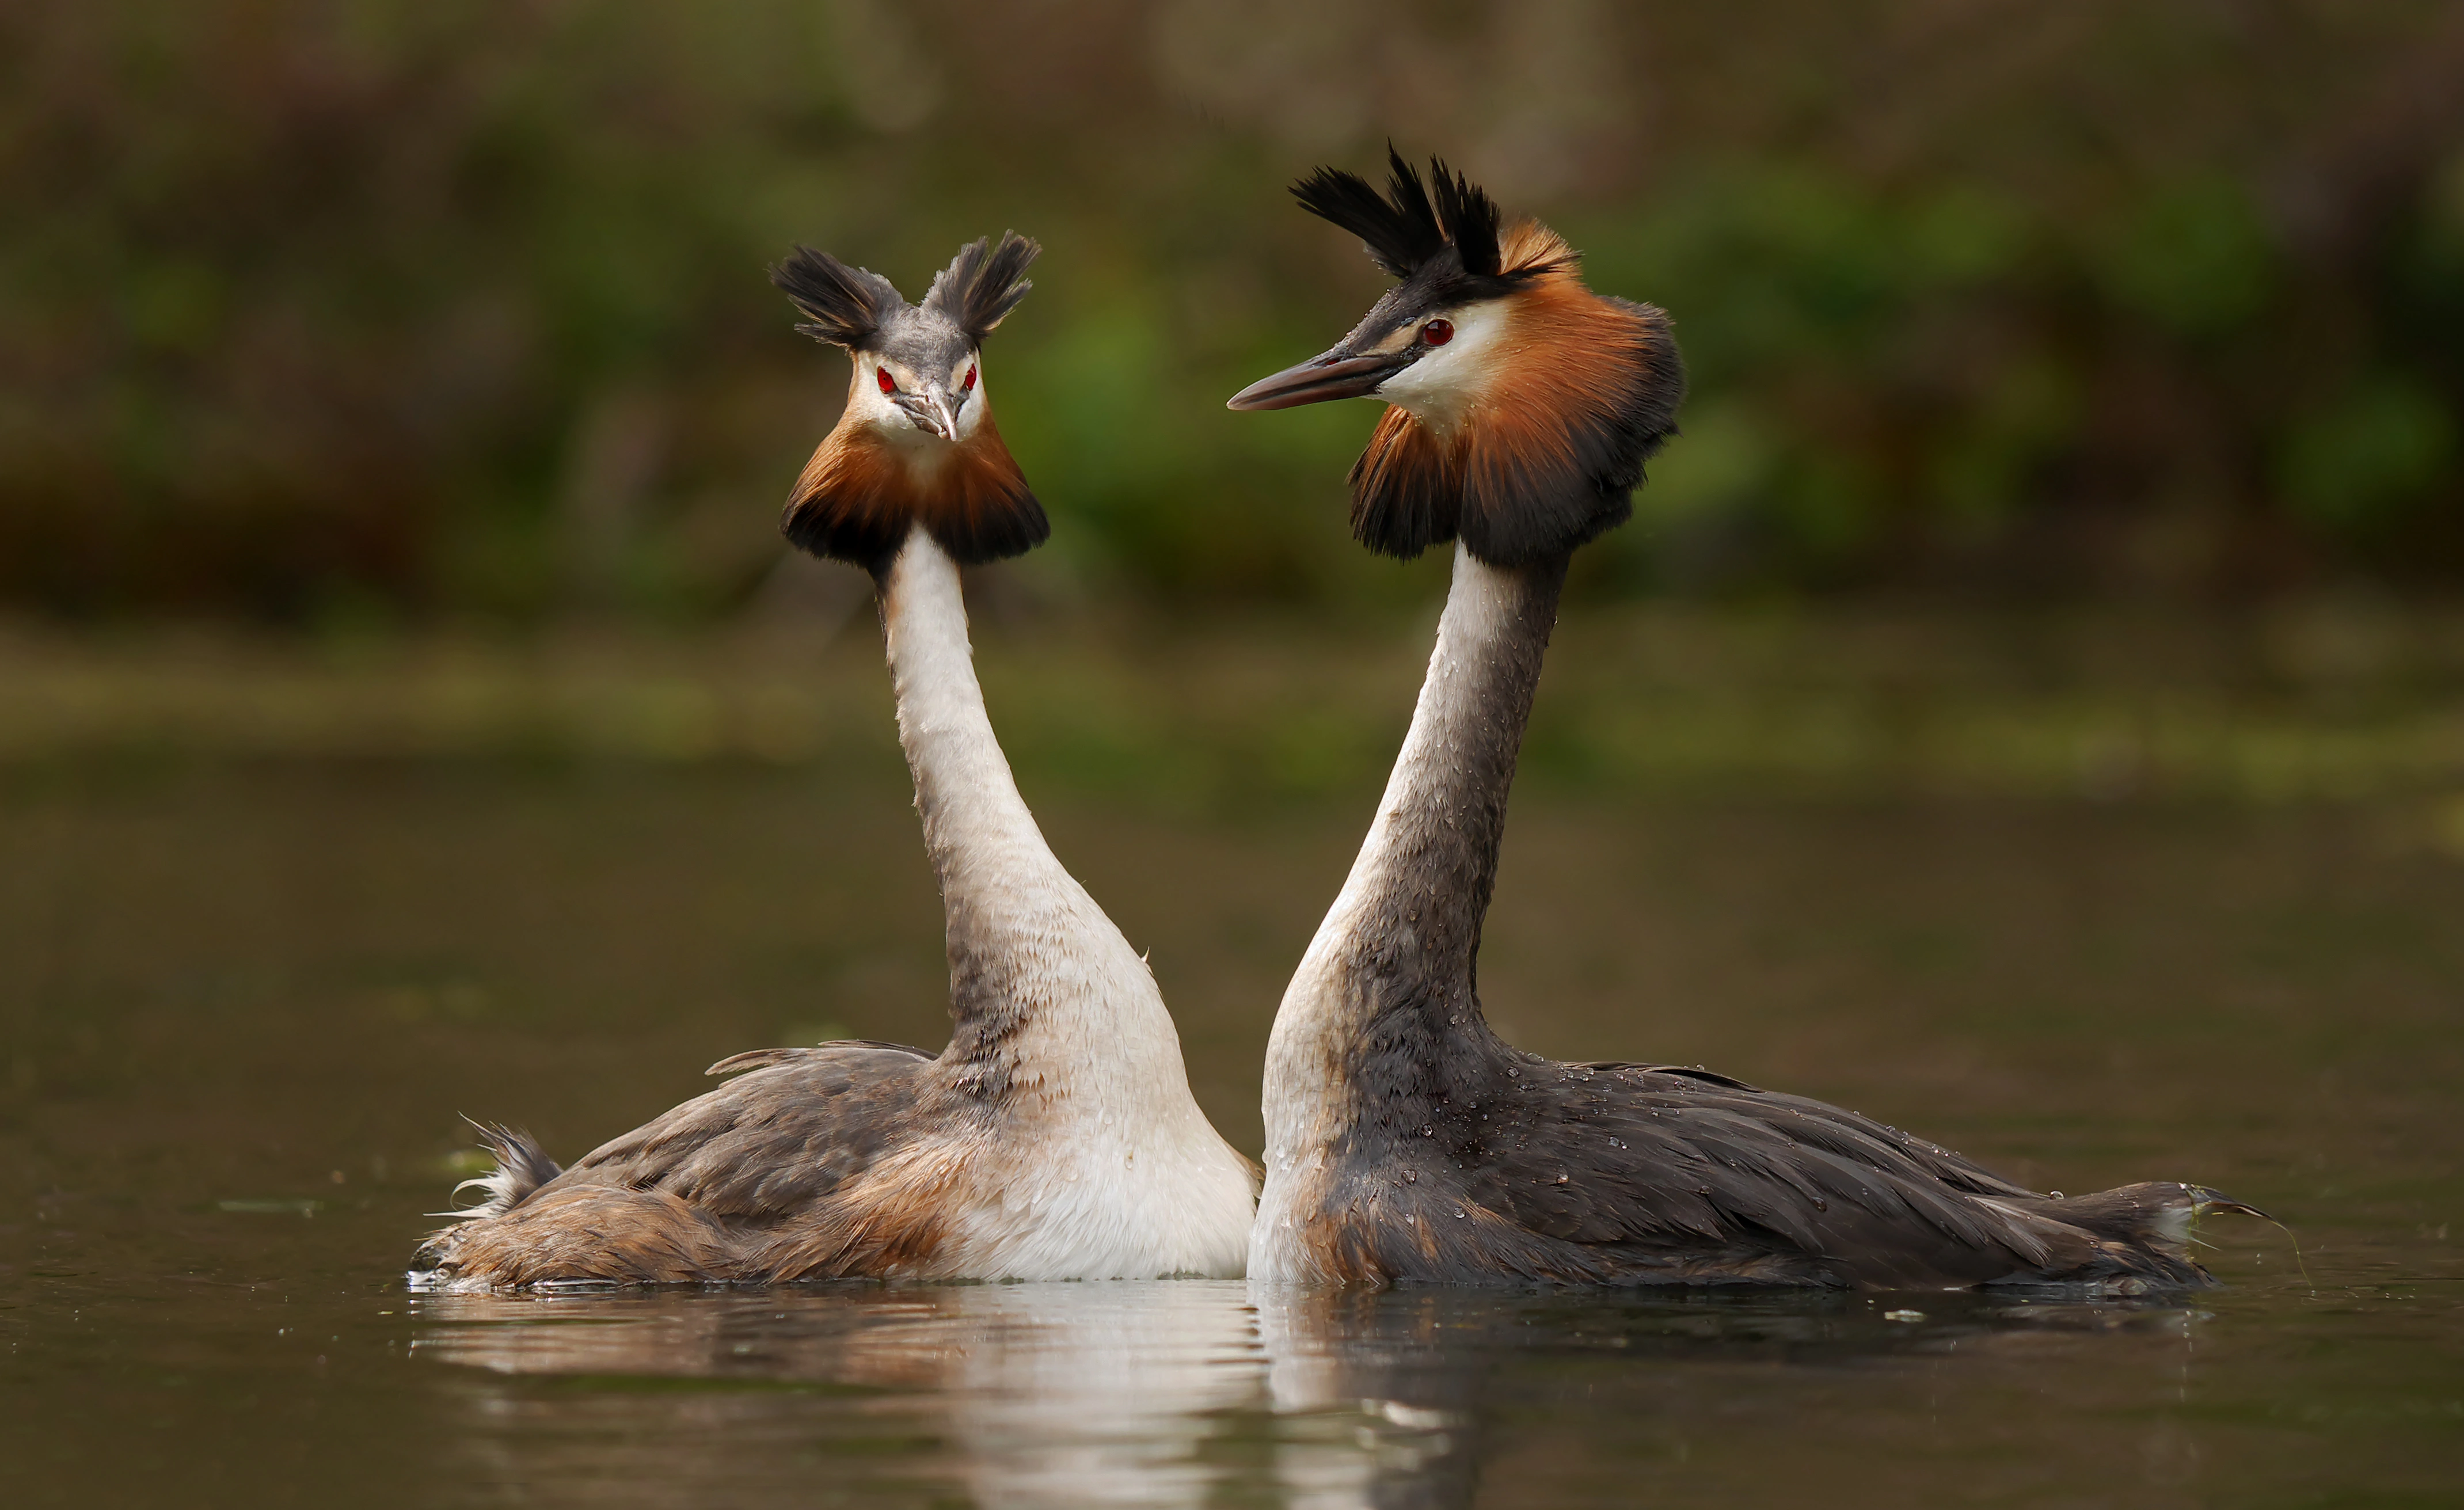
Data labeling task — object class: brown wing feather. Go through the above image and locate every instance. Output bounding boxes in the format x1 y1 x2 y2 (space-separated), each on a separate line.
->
415 1042 945 1287
553 1044 937 1218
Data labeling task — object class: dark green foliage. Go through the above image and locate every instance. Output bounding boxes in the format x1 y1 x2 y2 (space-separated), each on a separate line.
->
1 1 2457 621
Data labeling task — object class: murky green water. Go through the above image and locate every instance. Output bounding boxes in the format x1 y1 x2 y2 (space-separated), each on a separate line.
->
4 762 2458 1507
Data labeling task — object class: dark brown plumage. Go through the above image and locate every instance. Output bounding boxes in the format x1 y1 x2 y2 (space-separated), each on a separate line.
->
1285 1044 2234 1291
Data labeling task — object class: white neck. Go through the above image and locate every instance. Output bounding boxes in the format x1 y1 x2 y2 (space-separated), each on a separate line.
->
879 529 1161 1067
875 527 1255 1278
880 527 1062 952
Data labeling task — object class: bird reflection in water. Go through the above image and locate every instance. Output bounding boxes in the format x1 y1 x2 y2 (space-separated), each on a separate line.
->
1255 1290 1486 1510
412 1281 1486 1508
410 1283 2202 1508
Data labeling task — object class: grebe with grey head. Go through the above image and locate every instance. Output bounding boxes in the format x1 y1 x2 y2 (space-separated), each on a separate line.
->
1227 152 2260 1290
413 234 1257 1289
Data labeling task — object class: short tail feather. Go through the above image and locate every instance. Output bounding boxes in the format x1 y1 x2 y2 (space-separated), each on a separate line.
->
439 1118 562 1221
2000 1181 2271 1289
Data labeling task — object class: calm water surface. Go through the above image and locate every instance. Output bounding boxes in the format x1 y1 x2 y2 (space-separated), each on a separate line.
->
3 763 2458 1507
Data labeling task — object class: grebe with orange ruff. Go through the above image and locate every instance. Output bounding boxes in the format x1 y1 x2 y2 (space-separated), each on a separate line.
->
1229 153 2258 1291
414 235 1256 1289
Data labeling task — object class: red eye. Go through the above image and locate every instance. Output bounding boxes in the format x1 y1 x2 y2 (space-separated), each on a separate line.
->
963 366 976 391
876 367 896 395
1422 319 1454 346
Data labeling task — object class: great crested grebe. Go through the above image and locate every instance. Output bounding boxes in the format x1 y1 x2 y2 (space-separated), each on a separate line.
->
414 234 1257 1288
1227 153 2257 1290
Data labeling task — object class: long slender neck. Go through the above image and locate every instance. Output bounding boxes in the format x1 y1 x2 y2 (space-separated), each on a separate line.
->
1267 545 1566 1091
875 527 1201 1118
877 530 1089 1055
880 528 1042 881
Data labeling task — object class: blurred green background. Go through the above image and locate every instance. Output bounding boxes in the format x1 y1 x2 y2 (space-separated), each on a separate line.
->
9 23 2463 1500
6 0 2461 626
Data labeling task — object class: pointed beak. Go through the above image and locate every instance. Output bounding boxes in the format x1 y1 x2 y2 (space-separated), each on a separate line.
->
893 387 957 439
1226 347 1406 412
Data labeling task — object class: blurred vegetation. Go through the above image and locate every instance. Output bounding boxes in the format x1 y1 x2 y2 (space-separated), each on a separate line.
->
7 602 2463 817
3 0 2462 626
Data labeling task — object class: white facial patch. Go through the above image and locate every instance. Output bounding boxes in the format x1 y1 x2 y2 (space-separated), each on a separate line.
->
851 357 922 436
1372 299 1512 433
950 357 988 440
853 354 986 446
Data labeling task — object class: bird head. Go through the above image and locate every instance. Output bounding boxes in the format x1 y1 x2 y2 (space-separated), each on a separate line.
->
1229 150 1685 567
771 233 1047 571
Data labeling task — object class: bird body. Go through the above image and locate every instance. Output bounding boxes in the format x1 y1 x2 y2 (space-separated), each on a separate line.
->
413 238 1254 1290
1234 153 2251 1291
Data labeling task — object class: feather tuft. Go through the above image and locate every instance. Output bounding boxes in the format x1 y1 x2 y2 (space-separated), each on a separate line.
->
1292 146 1512 280
1427 157 1501 276
770 247 903 349
438 1119 562 1221
923 232 1039 341
1293 147 1446 279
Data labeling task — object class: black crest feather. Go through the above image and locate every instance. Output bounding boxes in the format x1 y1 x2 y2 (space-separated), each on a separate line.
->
770 246 905 348
923 231 1040 343
1292 146 1504 279
1427 159 1501 277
